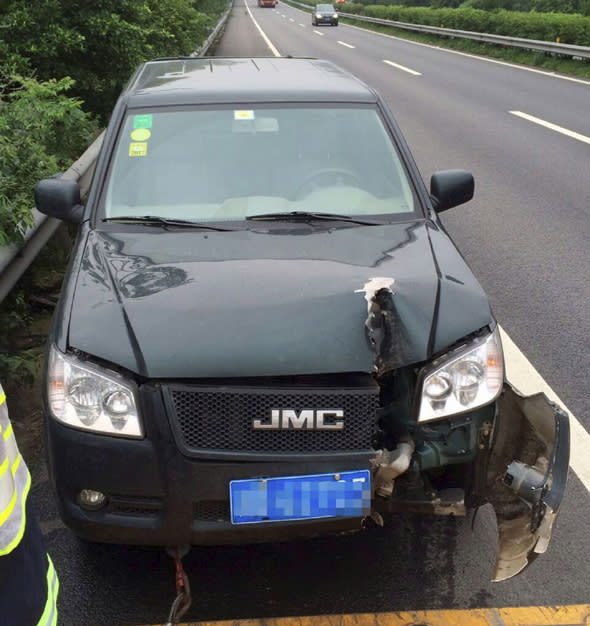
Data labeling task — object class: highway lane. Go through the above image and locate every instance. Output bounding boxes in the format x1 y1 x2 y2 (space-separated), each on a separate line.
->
30 3 590 624
250 0 590 432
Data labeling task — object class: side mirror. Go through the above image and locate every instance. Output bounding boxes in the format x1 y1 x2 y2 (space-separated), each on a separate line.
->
35 178 84 224
430 169 474 213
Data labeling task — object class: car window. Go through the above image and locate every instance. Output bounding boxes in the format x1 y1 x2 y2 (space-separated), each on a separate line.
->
103 106 417 222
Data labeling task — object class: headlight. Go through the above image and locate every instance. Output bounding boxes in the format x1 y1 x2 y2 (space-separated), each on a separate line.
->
316 12 322 18
47 345 143 438
417 327 503 422
333 12 338 17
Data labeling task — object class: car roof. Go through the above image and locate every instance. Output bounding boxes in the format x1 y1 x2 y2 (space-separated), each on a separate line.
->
122 57 378 108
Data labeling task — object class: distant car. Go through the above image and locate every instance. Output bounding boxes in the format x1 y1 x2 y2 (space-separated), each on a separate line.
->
258 0 276 7
35 57 569 583
312 3 338 25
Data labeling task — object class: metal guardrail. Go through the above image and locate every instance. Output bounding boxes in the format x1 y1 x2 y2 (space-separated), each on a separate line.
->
0 133 104 304
0 3 233 305
287 0 590 59
192 1 233 56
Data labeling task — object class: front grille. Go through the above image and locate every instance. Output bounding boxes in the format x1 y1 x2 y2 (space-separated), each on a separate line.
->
194 500 230 522
165 384 378 457
108 497 163 517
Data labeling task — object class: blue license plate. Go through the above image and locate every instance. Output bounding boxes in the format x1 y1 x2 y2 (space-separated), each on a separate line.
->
230 470 371 524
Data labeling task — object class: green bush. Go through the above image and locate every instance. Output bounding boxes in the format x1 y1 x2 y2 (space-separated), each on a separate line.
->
360 5 590 43
0 76 98 244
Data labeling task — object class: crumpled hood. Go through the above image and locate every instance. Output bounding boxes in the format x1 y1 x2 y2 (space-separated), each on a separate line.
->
68 222 491 378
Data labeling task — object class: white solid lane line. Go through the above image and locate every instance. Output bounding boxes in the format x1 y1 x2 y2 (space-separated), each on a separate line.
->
338 41 355 49
510 111 590 146
244 0 281 56
383 59 422 76
313 29 324 36
500 327 590 493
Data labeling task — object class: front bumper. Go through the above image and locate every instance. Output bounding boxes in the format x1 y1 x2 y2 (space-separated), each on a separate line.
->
487 384 570 581
45 386 373 546
45 382 569 583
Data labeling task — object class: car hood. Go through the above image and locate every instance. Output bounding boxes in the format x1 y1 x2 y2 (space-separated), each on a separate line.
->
68 222 491 378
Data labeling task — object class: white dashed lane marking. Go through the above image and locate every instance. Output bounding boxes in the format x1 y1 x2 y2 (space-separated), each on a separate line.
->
510 111 590 146
338 41 355 49
313 29 324 36
383 59 422 76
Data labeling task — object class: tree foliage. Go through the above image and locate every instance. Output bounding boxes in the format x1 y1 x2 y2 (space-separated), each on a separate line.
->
0 0 228 245
0 76 98 244
0 0 228 121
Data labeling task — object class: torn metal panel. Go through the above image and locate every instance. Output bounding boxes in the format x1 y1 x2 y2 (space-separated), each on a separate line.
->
355 276 408 374
487 384 570 581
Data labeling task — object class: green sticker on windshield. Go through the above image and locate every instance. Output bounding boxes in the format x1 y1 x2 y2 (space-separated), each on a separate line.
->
133 114 153 129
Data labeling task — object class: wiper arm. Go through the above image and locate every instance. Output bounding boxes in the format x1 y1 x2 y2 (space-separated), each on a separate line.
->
246 211 381 226
103 216 234 231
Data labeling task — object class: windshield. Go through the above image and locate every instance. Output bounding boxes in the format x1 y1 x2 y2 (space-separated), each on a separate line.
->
104 106 417 222
317 5 334 10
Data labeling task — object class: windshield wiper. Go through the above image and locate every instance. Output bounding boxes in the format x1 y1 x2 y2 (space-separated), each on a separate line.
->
103 216 234 231
246 211 381 226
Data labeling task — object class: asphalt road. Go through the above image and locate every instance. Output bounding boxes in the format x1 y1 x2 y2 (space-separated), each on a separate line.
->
28 2 590 624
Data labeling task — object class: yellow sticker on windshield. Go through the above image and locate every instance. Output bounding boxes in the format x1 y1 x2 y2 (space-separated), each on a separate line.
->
234 110 255 120
131 128 151 141
129 142 148 157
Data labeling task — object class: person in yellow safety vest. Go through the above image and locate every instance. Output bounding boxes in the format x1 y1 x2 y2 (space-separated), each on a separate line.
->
0 384 59 625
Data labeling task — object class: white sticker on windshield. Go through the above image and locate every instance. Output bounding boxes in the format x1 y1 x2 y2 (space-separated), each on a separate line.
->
234 110 255 120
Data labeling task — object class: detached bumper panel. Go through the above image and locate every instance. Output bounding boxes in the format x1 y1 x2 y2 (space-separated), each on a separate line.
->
230 470 371 524
487 384 570 582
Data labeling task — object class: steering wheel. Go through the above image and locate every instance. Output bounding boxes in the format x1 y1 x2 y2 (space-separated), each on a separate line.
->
294 167 364 200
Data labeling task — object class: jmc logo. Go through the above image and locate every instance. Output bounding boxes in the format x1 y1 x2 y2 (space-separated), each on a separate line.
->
253 409 344 431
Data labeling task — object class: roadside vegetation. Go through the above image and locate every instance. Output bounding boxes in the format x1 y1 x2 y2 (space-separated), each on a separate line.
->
0 0 229 388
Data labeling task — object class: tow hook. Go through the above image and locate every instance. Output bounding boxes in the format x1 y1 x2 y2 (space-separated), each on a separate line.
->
164 545 192 625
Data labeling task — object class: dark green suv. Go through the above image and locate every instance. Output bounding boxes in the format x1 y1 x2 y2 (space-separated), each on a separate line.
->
34 57 569 583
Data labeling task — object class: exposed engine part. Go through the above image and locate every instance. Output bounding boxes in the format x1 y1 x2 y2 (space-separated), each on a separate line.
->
373 438 415 497
503 460 546 503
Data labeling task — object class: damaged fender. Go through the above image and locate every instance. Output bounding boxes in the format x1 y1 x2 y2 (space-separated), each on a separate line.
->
487 384 570 582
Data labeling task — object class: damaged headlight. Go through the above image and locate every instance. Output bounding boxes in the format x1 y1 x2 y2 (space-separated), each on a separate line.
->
417 326 504 422
47 345 143 438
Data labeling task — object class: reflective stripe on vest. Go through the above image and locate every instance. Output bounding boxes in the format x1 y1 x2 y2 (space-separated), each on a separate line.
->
36 556 59 626
0 387 31 555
